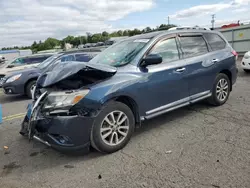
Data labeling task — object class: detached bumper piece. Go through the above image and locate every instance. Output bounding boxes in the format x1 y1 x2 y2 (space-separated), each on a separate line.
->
23 114 94 153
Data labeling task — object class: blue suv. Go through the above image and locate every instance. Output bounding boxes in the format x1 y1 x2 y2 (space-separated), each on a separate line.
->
21 28 238 154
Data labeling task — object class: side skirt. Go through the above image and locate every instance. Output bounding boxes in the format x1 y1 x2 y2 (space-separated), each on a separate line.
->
141 92 212 120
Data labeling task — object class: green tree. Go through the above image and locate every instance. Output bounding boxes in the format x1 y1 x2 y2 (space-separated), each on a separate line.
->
44 38 60 49
102 31 109 37
123 30 129 36
117 30 123 36
62 35 75 44
144 27 152 33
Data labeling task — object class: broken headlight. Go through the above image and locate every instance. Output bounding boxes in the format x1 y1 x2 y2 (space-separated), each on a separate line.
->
43 90 89 110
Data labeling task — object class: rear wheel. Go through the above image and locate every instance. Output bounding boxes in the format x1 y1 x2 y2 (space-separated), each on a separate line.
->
25 80 36 99
208 73 230 106
90 101 135 153
243 69 250 73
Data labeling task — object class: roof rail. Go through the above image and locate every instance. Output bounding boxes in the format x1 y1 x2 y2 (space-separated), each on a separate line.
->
168 26 211 31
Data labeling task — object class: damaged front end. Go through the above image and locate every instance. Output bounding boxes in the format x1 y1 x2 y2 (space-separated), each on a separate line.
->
20 61 116 153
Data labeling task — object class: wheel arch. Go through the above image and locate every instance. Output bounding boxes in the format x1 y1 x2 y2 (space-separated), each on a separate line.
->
24 78 37 93
219 69 232 91
104 95 141 126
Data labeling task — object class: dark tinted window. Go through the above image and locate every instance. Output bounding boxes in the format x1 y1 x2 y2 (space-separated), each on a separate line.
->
26 56 51 64
11 58 27 65
60 55 75 62
179 36 208 58
75 54 94 62
203 33 226 51
149 38 179 63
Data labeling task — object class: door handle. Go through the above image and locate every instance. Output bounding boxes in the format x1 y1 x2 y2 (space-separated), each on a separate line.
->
176 67 186 72
212 59 219 63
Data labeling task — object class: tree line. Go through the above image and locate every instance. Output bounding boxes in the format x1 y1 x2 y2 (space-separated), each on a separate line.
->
1 24 176 53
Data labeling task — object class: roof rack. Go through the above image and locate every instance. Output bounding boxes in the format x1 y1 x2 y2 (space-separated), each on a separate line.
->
168 26 211 31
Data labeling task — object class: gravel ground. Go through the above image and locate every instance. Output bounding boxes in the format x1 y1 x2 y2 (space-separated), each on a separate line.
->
0 66 249 188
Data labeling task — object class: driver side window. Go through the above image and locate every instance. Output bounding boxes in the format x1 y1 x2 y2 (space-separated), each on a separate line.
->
149 38 179 63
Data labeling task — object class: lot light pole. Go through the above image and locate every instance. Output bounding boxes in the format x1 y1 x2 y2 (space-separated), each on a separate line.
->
211 14 215 29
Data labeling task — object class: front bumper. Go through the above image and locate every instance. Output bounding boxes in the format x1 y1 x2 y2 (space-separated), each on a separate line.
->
2 82 25 95
21 110 95 153
241 58 250 70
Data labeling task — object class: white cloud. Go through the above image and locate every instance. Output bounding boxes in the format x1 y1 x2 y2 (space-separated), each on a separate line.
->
232 0 250 5
0 0 154 48
170 3 231 19
232 8 249 12
170 0 250 19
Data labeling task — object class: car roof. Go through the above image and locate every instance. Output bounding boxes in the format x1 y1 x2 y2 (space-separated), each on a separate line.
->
61 48 106 55
124 29 220 41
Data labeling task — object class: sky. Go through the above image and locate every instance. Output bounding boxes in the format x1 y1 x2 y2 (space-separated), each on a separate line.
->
1 0 250 48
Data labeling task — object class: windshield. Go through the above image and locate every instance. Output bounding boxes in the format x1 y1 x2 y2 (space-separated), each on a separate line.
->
90 39 150 67
37 54 61 69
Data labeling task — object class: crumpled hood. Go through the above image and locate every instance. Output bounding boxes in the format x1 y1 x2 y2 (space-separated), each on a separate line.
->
37 61 117 87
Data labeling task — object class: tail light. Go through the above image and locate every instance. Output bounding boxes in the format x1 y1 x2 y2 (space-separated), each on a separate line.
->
232 50 238 60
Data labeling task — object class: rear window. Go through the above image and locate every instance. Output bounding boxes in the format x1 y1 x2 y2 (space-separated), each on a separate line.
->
179 36 208 58
203 33 226 51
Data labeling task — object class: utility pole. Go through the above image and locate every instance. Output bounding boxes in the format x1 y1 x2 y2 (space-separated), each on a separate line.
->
211 14 215 29
168 16 170 25
79 36 82 45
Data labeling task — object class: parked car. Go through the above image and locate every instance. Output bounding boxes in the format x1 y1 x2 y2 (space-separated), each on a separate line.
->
0 53 54 81
0 51 99 98
20 28 238 154
241 51 250 72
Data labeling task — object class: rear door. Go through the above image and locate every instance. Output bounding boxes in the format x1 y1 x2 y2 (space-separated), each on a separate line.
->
177 33 217 100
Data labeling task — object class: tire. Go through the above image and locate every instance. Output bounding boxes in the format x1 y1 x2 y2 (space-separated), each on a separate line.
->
208 73 230 106
19 116 29 137
25 80 36 99
90 101 135 153
243 69 250 73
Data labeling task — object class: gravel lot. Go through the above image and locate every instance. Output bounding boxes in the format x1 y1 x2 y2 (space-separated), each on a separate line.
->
0 64 249 188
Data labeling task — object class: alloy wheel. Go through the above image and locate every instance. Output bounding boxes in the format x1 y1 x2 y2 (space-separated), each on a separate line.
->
216 78 229 102
100 110 129 146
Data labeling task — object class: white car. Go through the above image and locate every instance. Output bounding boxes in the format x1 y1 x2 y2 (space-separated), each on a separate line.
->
241 51 250 72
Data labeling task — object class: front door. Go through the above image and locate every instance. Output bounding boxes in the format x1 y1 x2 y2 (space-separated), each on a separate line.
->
137 35 190 119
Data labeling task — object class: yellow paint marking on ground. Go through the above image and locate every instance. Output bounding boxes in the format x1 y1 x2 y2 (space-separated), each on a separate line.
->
3 113 26 121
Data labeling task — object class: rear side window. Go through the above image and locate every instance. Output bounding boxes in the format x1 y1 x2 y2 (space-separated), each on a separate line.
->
60 55 75 62
179 36 208 58
75 54 94 62
27 56 51 64
203 33 226 51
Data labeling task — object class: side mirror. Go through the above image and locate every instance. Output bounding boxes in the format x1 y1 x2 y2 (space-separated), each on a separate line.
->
141 54 162 67
7 65 15 68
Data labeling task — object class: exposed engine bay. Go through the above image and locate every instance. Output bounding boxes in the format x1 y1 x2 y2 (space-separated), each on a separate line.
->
34 61 117 99
45 68 114 90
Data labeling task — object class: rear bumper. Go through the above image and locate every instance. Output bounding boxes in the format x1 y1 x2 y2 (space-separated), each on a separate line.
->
241 58 250 70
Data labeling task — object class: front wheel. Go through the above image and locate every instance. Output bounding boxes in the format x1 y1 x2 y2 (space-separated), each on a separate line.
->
90 101 135 153
208 73 230 106
25 80 36 99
